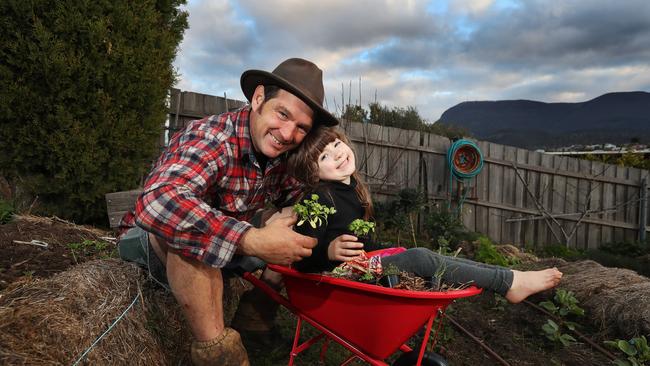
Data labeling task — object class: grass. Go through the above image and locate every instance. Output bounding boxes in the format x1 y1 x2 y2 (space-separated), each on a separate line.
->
66 239 117 263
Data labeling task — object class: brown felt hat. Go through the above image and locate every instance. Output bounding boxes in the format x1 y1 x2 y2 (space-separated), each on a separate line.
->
241 58 339 126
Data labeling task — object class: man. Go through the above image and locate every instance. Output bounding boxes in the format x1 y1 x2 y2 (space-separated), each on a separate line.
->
118 58 338 365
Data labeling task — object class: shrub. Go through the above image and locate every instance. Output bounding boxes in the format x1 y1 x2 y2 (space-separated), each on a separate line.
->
598 241 650 257
0 0 188 224
425 206 478 250
538 244 585 261
475 236 515 266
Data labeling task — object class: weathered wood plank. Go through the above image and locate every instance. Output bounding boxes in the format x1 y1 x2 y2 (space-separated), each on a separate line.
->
514 148 528 246
537 154 554 246
601 163 616 244
524 151 541 248
487 143 504 243
474 140 491 236
105 189 143 228
502 146 517 244
625 168 642 242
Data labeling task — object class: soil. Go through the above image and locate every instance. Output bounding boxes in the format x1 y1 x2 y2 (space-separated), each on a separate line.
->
0 216 624 365
0 215 116 290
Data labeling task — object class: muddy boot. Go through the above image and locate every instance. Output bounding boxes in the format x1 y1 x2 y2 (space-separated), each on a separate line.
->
190 328 250 366
230 287 280 348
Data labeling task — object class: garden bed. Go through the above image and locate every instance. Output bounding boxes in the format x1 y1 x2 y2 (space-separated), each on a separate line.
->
0 215 647 365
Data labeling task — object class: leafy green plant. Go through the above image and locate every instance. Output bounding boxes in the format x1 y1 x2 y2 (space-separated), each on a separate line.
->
538 244 585 261
474 236 517 267
539 289 585 317
492 294 508 312
598 241 650 257
359 272 375 282
604 336 650 366
348 219 375 237
67 239 112 263
542 319 577 347
425 206 473 249
293 194 337 229
0 199 14 224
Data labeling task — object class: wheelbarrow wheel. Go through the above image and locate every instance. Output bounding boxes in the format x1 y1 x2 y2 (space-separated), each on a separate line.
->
392 350 448 366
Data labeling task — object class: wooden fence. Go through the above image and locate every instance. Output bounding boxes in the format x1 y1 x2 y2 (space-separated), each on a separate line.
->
165 89 650 250
166 88 246 146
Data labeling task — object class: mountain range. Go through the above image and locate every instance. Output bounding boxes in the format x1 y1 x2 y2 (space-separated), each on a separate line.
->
437 91 650 149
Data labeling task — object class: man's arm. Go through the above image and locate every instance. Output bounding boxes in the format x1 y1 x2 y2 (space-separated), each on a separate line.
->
134 118 251 268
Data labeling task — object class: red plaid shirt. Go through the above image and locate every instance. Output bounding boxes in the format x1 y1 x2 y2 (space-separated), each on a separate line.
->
120 106 302 267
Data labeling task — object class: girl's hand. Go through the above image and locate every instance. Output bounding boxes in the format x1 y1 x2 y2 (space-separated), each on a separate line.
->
328 234 364 262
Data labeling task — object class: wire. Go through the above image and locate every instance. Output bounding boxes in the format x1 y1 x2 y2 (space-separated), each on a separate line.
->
71 292 141 366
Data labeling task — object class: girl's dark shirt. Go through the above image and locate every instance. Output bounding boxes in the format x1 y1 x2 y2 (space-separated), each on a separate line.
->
293 177 381 273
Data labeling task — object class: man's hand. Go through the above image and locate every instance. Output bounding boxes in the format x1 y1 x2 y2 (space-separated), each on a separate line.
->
239 214 316 265
327 234 364 262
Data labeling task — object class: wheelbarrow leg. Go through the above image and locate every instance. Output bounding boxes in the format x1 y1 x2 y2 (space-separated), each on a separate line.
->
288 317 302 366
320 337 331 363
416 313 437 366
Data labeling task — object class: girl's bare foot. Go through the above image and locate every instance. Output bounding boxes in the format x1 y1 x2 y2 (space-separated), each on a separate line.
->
505 268 563 303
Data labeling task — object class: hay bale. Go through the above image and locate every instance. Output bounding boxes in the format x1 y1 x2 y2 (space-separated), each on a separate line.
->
556 260 650 338
496 244 539 262
0 259 169 365
0 259 255 365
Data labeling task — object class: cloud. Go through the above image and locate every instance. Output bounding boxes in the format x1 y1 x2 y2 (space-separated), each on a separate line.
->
173 0 650 121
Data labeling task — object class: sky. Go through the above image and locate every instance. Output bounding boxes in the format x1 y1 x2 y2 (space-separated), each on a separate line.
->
173 0 650 123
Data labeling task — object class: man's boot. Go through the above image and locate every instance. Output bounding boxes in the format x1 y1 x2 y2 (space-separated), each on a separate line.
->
230 287 280 347
190 327 250 366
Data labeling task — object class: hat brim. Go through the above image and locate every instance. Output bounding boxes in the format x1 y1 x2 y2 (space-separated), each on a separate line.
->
241 69 339 127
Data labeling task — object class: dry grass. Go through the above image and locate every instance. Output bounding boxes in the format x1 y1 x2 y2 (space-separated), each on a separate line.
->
0 258 253 365
0 259 168 365
555 259 650 338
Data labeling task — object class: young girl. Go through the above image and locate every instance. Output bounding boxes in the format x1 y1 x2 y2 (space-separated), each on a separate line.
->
288 127 562 303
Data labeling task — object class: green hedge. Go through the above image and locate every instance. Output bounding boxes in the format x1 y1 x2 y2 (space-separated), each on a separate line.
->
0 0 187 224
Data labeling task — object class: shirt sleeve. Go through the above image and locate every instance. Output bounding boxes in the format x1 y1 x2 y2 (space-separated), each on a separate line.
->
292 190 336 273
134 120 252 268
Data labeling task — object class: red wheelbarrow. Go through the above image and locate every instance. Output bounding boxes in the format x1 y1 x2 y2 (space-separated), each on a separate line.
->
242 258 481 366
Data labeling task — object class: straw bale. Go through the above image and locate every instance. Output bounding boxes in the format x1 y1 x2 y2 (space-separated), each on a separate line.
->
0 259 168 365
496 244 539 262
555 260 650 338
0 259 255 365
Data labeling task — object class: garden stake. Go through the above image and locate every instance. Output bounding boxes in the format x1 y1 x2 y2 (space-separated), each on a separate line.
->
13 239 49 248
523 300 617 361
444 313 512 366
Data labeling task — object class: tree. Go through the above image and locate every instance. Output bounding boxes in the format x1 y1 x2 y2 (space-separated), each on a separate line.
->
0 0 188 224
342 104 367 123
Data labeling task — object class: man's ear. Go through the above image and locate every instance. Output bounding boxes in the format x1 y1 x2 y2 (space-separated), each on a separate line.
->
251 85 265 112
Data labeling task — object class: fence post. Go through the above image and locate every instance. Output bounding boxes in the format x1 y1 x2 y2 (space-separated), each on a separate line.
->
639 178 647 243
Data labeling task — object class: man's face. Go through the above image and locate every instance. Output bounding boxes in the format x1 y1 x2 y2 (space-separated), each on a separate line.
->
249 86 314 159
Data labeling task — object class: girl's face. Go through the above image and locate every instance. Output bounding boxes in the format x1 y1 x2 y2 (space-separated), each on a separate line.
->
317 138 356 184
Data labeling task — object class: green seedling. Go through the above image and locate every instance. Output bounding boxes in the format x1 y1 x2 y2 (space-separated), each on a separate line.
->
539 289 585 317
293 194 337 229
542 319 577 347
492 294 508 312
359 272 375 282
605 336 650 366
348 219 375 237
